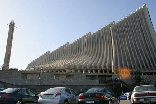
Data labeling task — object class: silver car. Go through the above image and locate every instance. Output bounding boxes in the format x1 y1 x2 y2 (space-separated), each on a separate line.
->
38 87 78 104
131 85 156 104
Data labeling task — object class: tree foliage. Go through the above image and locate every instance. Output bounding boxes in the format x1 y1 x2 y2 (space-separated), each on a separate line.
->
9 68 18 70
131 61 148 87
0 64 4 70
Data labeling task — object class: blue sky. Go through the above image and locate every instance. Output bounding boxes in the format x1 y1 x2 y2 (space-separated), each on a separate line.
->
0 0 156 70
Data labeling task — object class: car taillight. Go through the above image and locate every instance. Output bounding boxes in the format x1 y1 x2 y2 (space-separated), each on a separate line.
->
140 93 156 96
96 94 104 98
134 94 140 97
149 93 156 96
55 93 61 97
141 93 148 96
39 93 42 98
2 94 11 98
79 95 84 99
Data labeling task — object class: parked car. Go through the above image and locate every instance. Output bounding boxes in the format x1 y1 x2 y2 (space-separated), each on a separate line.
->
0 88 5 91
0 88 38 104
131 85 156 104
78 87 119 104
119 92 131 100
38 87 78 104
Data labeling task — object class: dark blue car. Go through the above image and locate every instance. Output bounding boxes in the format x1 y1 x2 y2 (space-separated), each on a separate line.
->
119 92 131 100
0 88 38 104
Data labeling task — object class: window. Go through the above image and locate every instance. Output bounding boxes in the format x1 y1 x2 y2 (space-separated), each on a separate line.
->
104 88 111 94
86 75 97 80
86 88 104 93
135 86 156 92
70 89 77 95
27 89 35 96
46 87 63 93
65 88 71 94
1 88 17 93
20 89 29 95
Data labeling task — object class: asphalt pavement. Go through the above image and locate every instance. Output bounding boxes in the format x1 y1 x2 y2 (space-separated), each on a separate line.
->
120 100 131 104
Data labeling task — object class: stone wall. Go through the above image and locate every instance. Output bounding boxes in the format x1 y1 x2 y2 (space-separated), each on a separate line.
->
0 70 156 93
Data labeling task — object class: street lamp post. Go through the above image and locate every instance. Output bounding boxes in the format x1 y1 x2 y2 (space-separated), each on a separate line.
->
40 67 43 92
120 77 123 94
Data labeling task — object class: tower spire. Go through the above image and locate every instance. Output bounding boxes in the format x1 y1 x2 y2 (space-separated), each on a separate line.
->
3 21 15 70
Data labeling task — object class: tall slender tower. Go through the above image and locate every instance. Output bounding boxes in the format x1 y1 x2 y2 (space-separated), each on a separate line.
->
3 21 15 70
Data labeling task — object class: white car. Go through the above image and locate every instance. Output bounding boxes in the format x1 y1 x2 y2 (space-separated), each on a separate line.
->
38 87 78 104
131 85 156 104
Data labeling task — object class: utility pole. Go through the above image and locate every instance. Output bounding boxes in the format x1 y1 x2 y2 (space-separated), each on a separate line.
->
3 21 15 70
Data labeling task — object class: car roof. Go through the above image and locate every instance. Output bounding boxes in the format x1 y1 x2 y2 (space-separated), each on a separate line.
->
45 87 68 92
47 87 67 90
53 87 66 88
140 85 154 86
124 92 131 93
6 88 28 90
51 87 67 89
89 87 106 89
136 85 154 87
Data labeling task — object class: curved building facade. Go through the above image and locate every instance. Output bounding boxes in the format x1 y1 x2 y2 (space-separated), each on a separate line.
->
27 5 156 73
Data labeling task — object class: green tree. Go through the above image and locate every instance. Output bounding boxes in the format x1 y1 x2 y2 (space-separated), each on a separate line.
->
131 61 148 86
0 64 4 70
9 68 18 70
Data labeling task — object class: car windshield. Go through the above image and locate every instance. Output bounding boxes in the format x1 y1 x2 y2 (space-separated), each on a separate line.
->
135 86 156 92
121 93 127 95
86 88 104 93
1 88 17 93
124 92 131 95
45 87 64 93
0 88 4 91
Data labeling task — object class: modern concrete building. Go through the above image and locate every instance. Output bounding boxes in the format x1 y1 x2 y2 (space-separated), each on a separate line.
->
3 21 15 70
112 4 156 73
27 4 156 74
0 4 156 93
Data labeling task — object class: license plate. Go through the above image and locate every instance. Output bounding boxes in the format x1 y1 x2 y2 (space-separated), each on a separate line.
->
46 95 53 98
140 99 144 101
121 97 126 98
85 101 94 103
151 98 156 102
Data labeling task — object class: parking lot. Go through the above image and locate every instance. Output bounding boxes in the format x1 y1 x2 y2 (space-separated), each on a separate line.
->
120 100 131 104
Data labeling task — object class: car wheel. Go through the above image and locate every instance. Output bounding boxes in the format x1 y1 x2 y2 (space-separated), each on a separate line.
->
117 99 120 104
107 100 112 104
16 100 23 104
64 101 68 104
131 99 135 104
